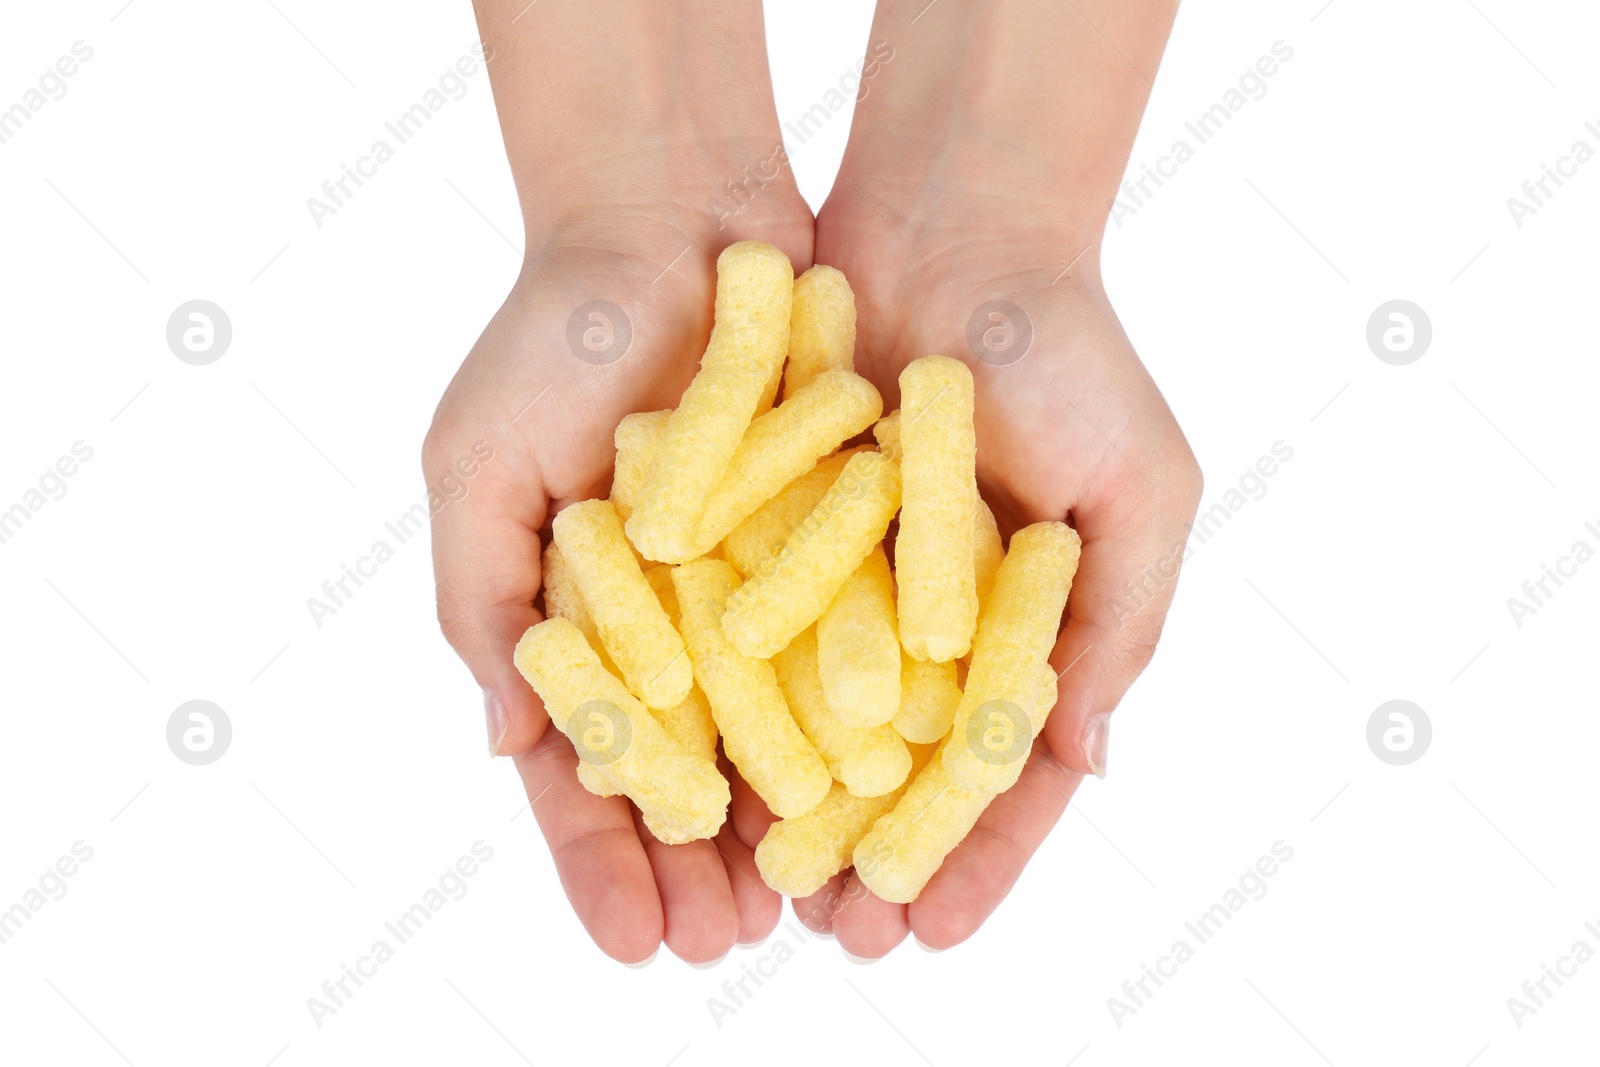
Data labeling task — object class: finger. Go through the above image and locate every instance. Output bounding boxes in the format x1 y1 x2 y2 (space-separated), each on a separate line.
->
424 424 550 757
790 871 849 936
909 746 1080 949
634 812 741 964
1043 448 1201 778
713 822 784 946
514 731 663 963
831 874 909 959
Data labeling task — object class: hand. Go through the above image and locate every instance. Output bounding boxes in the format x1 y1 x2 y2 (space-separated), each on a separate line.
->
793 0 1197 955
428 0 815 963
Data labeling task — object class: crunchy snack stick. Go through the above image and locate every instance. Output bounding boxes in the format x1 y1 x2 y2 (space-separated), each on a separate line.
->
755 743 935 897
816 544 901 727
541 541 623 797
627 242 793 563
974 498 1004 607
722 447 868 578
896 356 979 662
695 369 881 552
551 499 693 711
872 410 900 462
672 559 831 819
781 265 856 399
640 565 720 761
853 738 993 904
610 410 669 523
891 655 961 745
722 450 902 660
513 618 728 843
771 626 911 798
942 521 1081 793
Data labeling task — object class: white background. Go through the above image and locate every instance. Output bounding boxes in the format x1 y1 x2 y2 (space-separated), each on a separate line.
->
2 1 1597 1064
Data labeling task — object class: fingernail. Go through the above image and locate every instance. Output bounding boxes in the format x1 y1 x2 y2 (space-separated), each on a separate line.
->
485 688 508 757
687 952 730 970
1082 712 1111 779
913 935 945 954
623 947 660 969
841 948 881 965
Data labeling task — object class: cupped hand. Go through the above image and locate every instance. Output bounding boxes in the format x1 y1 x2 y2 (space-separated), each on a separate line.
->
423 198 812 963
800 173 1203 956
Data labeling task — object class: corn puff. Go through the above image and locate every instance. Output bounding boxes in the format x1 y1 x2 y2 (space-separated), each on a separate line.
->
781 265 855 398
896 356 978 662
610 410 669 523
672 559 830 819
755 743 934 897
892 655 961 744
552 499 692 711
627 242 793 563
722 450 902 660
640 565 720 761
816 544 901 727
722 447 868 578
853 738 994 904
694 369 881 552
771 626 911 797
513 618 728 843
942 521 1081 793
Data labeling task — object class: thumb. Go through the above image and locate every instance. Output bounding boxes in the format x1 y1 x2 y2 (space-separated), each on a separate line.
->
424 425 550 757
1043 466 1199 778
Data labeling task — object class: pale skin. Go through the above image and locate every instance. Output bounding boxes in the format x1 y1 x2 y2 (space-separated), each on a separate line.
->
424 0 1200 962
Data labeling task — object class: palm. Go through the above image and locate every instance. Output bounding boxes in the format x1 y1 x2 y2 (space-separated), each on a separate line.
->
794 199 1201 953
427 215 814 963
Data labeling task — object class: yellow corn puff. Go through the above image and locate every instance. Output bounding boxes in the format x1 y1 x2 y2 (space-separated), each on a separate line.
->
640 565 720 761
771 626 911 798
610 409 669 523
754 743 935 897
872 410 900 462
974 497 1004 607
722 447 868 578
513 618 728 843
942 521 1082 793
781 265 856 399
722 450 902 660
541 542 623 795
896 355 978 662
672 559 831 819
626 242 793 563
853 738 993 903
892 655 961 744
552 499 693 711
694 370 881 553
816 544 901 727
